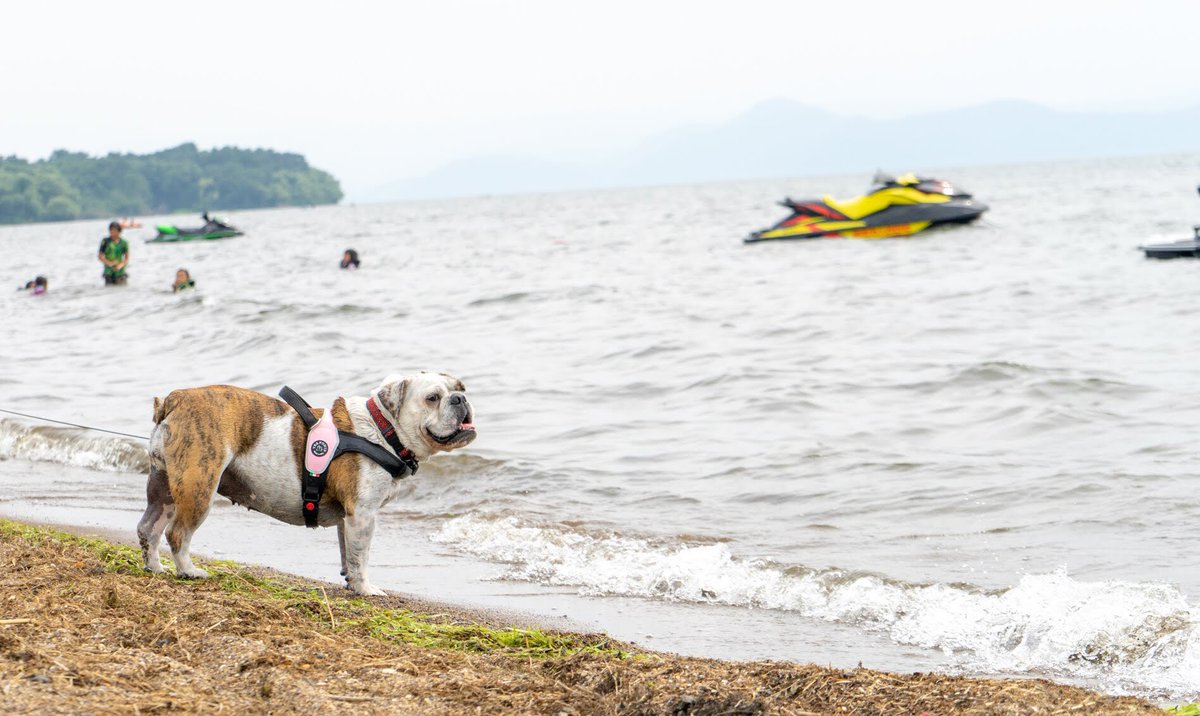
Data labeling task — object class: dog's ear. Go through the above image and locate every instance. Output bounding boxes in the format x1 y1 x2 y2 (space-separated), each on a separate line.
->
439 372 466 392
376 376 409 418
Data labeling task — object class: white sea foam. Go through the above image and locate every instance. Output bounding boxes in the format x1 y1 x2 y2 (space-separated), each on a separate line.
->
0 419 149 473
433 512 1200 696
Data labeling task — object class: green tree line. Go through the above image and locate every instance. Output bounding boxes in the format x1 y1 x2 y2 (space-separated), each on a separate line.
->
0 143 343 225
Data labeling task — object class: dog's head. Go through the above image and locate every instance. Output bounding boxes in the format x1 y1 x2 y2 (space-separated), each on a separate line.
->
374 372 476 458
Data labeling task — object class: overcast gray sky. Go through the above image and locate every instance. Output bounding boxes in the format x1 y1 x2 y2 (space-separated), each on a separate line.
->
4 1 1199 198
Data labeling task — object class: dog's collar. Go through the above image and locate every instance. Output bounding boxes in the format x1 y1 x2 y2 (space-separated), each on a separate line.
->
367 396 419 473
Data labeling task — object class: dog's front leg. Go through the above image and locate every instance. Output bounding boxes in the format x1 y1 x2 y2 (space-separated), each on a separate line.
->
337 521 348 579
341 513 385 596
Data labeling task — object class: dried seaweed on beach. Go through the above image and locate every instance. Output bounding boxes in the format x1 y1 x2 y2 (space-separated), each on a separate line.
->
0 520 1164 715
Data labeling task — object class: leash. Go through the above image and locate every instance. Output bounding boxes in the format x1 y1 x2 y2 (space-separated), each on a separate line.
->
0 407 149 441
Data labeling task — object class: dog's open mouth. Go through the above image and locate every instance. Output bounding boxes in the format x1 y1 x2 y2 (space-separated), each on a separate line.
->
428 421 476 444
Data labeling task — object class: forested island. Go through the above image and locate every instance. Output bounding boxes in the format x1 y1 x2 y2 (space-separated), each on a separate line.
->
0 143 342 225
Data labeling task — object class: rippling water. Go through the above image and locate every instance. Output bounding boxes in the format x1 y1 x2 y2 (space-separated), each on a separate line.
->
5 153 1200 699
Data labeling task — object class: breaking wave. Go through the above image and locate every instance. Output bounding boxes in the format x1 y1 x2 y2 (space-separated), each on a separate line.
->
0 419 149 473
433 512 1200 697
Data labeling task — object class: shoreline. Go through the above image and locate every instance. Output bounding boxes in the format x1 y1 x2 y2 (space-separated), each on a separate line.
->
0 475 940 676
0 518 1168 715
12 516 580 636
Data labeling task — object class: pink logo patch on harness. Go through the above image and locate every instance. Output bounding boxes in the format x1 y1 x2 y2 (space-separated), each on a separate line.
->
305 410 340 475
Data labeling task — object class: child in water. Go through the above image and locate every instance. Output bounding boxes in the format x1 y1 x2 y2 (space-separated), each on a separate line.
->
173 269 195 292
340 248 360 269
99 221 129 285
22 276 48 295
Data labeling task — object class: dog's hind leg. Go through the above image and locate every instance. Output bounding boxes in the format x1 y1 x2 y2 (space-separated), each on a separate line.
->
137 467 175 573
165 450 231 579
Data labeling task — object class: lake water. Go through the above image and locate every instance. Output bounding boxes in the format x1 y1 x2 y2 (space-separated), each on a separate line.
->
4 153 1200 700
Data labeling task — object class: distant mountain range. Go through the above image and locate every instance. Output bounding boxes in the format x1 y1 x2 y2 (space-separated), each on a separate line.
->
361 99 1200 202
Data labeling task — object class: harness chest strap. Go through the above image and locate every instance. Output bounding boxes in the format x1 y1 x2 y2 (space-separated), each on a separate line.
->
300 410 340 527
279 386 419 528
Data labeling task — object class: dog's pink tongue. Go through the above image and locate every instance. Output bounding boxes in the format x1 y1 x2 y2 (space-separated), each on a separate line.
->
460 422 475 430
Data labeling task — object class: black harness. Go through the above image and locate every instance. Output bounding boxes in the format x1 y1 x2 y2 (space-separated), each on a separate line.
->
279 386 419 528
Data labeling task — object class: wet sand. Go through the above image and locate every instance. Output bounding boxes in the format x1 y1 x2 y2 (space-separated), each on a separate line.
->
0 519 1165 715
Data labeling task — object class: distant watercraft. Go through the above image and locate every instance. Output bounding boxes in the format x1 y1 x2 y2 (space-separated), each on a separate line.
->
1140 226 1200 259
744 172 988 243
147 214 243 243
118 218 142 229
1140 185 1200 259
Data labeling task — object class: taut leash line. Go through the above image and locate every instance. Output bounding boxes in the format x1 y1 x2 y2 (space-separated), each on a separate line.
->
0 407 149 441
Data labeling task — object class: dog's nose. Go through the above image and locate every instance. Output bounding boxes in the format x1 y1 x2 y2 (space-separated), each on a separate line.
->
449 394 464 406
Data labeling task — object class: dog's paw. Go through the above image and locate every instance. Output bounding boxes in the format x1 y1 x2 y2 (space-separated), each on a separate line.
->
178 567 210 580
351 582 386 597
143 563 165 574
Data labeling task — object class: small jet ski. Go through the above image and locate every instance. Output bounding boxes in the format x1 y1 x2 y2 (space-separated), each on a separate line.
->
1140 225 1200 259
745 172 988 243
1140 186 1200 259
147 213 243 243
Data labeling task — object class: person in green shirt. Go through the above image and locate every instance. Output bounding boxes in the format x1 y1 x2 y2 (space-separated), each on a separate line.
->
98 221 129 286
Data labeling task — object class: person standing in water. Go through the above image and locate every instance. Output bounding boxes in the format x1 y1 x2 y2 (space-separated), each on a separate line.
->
98 221 129 286
340 248 360 269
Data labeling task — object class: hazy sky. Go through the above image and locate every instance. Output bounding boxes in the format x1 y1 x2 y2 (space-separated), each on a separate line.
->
4 1 1199 197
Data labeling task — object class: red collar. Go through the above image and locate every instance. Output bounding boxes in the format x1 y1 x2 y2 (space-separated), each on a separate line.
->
366 396 416 463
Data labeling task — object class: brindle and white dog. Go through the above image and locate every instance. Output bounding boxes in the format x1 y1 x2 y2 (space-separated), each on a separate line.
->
137 372 475 595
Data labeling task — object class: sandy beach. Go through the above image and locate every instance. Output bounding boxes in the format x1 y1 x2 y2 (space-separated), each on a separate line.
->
0 518 1169 715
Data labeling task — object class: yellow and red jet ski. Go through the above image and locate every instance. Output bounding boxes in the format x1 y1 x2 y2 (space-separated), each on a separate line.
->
744 172 987 243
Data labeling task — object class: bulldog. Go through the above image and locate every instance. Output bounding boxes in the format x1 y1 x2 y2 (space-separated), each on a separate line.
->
137 372 475 595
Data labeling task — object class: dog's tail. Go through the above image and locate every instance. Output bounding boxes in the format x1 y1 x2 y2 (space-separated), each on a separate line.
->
152 392 184 425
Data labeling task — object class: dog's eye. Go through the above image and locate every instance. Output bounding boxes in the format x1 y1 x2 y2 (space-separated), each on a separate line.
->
426 393 440 403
